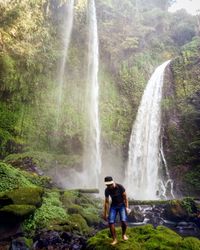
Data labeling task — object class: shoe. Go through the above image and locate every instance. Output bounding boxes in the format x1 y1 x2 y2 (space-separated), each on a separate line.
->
122 235 128 240
111 239 118 245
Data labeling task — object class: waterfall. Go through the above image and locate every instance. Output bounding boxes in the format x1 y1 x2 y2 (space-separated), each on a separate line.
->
159 141 175 199
83 0 101 188
126 60 170 200
56 0 74 124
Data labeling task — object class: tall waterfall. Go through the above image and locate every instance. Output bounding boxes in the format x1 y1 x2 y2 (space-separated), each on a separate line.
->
126 60 170 200
83 0 101 188
56 0 74 123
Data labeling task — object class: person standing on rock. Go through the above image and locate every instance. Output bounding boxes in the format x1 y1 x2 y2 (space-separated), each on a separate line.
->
103 176 130 245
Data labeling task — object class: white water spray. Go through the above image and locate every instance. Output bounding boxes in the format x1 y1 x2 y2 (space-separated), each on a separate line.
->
83 0 101 188
126 60 170 200
56 0 74 123
159 141 175 199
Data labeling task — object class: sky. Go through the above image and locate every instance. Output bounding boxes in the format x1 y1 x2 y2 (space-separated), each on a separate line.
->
168 0 200 15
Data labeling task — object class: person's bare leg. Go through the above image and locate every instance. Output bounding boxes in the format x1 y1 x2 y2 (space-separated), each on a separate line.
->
109 223 118 245
121 221 128 240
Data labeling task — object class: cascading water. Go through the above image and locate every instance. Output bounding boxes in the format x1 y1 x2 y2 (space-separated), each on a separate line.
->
158 141 175 199
126 60 171 200
56 0 74 124
83 0 101 188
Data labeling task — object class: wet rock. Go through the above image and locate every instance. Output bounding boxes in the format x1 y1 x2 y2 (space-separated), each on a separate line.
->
33 231 62 249
11 237 29 250
33 230 87 250
164 201 188 221
128 209 144 222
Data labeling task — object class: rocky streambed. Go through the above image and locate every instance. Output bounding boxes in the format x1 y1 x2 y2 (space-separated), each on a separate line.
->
127 199 200 238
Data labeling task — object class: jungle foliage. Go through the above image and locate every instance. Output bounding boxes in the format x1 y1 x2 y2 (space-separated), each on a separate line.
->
0 0 199 194
0 0 197 156
162 37 200 196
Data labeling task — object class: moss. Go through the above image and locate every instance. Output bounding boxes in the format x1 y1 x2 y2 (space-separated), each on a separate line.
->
0 162 51 192
61 191 101 227
179 237 200 250
143 225 182 250
0 162 36 191
0 186 43 206
87 224 200 250
165 200 188 221
67 204 84 214
181 197 197 215
0 204 36 217
129 200 169 205
162 37 200 196
68 214 90 234
81 206 100 226
4 151 81 177
22 190 68 235
76 188 99 194
61 190 79 208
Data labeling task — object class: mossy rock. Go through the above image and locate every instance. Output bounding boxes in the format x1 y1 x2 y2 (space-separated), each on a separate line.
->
69 214 90 234
61 190 101 227
22 190 69 234
164 199 195 221
0 204 36 217
0 162 35 191
87 224 200 250
81 207 100 226
179 237 200 250
61 190 79 208
67 204 84 214
75 192 101 209
0 162 50 192
76 189 99 194
0 187 44 206
129 199 169 205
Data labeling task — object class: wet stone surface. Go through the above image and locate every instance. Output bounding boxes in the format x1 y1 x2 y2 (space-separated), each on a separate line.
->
128 204 200 239
33 230 87 250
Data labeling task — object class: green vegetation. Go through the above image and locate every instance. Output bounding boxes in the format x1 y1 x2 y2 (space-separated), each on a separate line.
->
0 162 51 191
87 224 200 250
164 198 198 221
0 204 36 217
0 0 198 160
0 186 43 206
162 37 200 196
62 190 101 227
4 151 81 172
22 189 101 236
0 0 200 246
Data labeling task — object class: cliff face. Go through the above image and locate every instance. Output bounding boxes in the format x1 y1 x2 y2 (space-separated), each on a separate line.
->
162 37 200 197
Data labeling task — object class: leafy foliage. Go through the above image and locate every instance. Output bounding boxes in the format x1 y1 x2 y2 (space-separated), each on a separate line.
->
0 0 199 197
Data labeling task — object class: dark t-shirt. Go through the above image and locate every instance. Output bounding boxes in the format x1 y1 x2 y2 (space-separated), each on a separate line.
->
105 183 125 206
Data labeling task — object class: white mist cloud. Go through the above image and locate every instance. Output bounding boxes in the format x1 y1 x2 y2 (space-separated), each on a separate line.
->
168 0 200 15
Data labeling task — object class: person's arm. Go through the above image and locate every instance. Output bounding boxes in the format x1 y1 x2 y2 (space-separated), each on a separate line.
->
122 192 130 213
103 197 109 221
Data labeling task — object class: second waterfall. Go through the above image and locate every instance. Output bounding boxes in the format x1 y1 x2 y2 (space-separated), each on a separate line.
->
83 0 101 188
126 61 171 200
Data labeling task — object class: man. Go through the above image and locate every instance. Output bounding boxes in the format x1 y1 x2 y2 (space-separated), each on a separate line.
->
103 176 130 245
